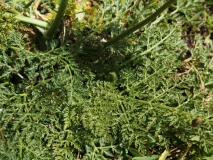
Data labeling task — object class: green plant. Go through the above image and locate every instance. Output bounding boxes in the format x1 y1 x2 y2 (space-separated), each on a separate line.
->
0 0 213 159
1 0 176 46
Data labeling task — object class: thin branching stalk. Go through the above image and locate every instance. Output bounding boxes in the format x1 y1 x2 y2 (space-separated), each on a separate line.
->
120 26 177 67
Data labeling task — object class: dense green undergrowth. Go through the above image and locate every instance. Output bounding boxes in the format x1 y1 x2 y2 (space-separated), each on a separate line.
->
0 0 213 159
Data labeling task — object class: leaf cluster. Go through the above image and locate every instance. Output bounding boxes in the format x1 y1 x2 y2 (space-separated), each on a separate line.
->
0 0 213 159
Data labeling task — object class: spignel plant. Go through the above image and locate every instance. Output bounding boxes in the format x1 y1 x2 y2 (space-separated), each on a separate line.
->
0 0 213 159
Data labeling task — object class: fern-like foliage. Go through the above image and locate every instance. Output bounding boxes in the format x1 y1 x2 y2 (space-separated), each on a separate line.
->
0 0 213 159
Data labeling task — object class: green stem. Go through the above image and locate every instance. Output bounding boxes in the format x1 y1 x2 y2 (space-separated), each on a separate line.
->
15 14 49 28
44 0 69 39
1 0 49 28
3 12 49 28
103 0 177 47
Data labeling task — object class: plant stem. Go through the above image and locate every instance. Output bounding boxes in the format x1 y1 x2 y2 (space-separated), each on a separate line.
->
3 12 49 28
1 0 49 28
103 0 177 47
44 0 69 39
15 14 49 28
